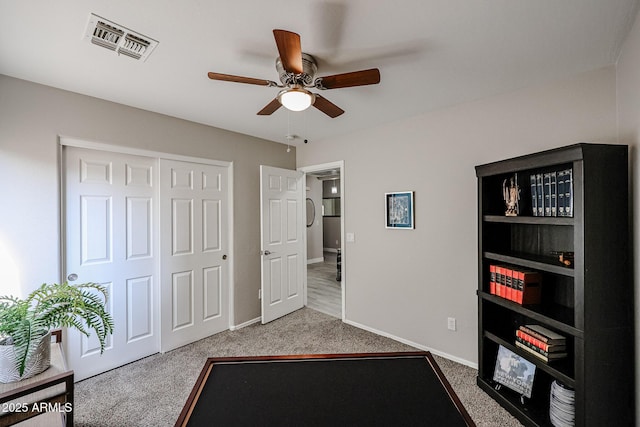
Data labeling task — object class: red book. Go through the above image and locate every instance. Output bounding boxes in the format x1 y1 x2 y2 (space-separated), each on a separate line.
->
504 267 513 301
489 265 497 295
517 330 566 352
495 266 504 298
516 329 543 349
513 269 524 303
520 271 542 305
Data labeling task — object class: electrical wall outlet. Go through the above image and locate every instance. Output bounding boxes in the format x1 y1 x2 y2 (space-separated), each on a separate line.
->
447 317 457 331
258 289 262 300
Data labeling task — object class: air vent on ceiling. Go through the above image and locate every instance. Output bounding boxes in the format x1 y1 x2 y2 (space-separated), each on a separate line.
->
84 14 158 62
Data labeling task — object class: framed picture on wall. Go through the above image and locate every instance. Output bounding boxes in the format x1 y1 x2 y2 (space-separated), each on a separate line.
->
385 191 414 229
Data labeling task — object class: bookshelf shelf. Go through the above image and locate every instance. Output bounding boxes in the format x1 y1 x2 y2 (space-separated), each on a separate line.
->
483 251 574 277
478 291 582 338
484 331 575 387
475 143 633 427
477 377 548 426
483 215 574 226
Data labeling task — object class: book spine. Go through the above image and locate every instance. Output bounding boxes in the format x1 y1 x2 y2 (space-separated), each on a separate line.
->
489 264 496 295
515 270 524 304
517 330 540 348
505 267 513 302
516 337 567 359
516 330 566 352
515 340 549 362
536 173 544 216
516 336 550 356
530 174 537 216
566 168 573 217
543 172 551 216
520 271 542 305
550 171 557 217
557 170 565 216
525 324 566 341
520 325 566 343
519 325 553 344
495 266 502 297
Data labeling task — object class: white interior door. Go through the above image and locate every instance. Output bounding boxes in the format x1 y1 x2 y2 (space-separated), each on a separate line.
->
260 165 305 323
64 146 159 381
160 159 229 351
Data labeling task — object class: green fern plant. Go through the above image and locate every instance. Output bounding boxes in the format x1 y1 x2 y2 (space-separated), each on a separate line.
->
0 282 114 376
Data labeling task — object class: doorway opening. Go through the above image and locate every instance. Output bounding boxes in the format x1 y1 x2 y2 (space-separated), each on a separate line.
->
300 162 344 319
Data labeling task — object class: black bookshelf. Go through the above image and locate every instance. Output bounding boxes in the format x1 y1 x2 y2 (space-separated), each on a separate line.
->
475 143 634 427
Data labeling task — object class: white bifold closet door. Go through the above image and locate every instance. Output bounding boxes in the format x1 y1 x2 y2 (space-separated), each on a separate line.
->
64 146 159 381
64 146 230 379
159 159 229 352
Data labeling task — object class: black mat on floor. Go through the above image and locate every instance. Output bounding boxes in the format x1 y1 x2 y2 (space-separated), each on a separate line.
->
176 352 475 427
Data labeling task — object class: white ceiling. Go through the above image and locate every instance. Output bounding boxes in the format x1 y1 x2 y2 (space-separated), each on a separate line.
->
1 0 638 146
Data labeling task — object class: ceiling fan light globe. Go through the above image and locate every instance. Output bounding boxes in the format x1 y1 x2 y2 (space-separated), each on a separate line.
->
278 88 315 112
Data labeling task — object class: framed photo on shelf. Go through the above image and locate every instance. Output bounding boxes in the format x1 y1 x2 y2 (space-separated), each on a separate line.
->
493 345 536 398
385 191 414 229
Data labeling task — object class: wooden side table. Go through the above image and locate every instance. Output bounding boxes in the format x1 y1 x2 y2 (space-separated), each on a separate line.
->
0 330 74 426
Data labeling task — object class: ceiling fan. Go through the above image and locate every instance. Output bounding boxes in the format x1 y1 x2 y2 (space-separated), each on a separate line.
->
207 29 380 118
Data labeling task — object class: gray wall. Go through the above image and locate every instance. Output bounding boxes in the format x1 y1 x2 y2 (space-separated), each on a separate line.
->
0 74 295 326
614 9 640 422
297 66 619 365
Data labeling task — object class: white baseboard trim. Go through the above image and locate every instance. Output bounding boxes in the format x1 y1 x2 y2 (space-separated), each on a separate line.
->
230 316 261 331
307 257 324 265
323 248 339 253
343 318 478 370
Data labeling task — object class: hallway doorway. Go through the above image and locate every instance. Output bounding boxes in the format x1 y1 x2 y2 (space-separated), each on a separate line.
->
299 162 344 320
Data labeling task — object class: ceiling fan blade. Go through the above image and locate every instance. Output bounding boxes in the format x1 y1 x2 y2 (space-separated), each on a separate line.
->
313 95 344 118
257 98 282 115
208 72 274 86
273 29 303 74
316 68 380 89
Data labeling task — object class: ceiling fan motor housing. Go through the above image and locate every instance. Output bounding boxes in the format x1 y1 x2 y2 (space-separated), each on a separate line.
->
208 29 378 118
276 52 317 87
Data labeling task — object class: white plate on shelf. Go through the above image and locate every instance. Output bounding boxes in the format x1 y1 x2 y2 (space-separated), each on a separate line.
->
550 380 575 427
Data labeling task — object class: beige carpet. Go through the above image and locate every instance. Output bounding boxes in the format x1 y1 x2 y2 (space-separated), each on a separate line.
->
74 308 522 426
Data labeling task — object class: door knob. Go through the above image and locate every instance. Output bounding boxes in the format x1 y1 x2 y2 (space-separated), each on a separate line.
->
261 250 271 256
67 273 78 282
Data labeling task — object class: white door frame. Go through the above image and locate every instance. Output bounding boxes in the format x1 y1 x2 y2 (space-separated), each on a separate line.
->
298 161 345 320
58 136 235 347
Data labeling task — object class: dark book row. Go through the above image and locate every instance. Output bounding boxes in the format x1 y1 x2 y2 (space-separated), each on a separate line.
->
530 168 573 217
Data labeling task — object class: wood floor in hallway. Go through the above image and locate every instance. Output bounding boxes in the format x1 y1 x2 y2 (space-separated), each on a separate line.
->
307 251 341 318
